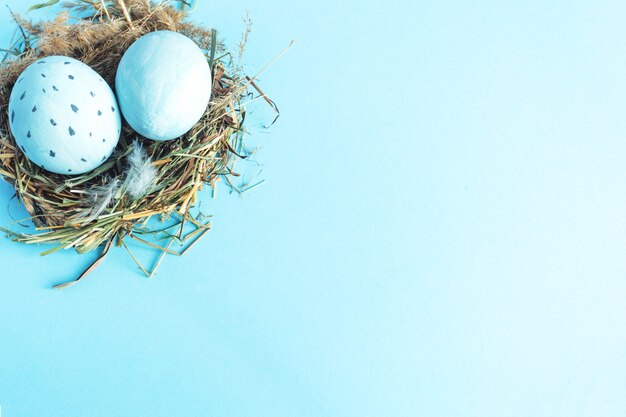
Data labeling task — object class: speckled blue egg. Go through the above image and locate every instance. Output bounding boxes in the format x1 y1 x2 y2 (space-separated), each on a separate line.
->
115 30 212 141
8 56 121 175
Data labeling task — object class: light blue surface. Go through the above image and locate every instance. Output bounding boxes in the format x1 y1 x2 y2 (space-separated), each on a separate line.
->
1 1 626 416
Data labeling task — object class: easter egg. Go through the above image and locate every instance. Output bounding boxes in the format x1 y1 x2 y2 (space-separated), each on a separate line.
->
8 56 121 175
115 30 212 141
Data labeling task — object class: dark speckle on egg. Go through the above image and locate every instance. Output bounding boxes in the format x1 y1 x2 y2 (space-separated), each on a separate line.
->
11 56 121 175
37 61 46 64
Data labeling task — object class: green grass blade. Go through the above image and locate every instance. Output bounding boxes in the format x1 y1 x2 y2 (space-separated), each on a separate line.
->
209 28 217 70
28 0 61 12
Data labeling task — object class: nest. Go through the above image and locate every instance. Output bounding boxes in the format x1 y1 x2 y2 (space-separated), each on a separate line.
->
0 0 272 287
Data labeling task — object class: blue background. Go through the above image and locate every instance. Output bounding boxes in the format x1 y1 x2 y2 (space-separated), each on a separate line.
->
1 1 626 416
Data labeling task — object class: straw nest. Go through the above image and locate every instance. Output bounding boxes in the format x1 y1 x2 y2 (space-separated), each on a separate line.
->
0 0 272 287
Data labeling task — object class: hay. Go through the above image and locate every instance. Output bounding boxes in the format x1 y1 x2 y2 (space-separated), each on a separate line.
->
0 0 269 287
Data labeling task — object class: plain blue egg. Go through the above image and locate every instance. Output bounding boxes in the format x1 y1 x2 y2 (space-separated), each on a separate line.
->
8 56 121 175
115 31 213 141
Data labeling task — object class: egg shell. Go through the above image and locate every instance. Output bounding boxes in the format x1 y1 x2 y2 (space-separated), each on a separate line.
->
8 56 121 175
115 30 212 141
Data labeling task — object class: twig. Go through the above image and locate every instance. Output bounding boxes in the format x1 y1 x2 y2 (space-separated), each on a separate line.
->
121 239 150 276
100 0 111 20
52 238 113 289
247 40 294 84
116 0 135 30
149 236 176 277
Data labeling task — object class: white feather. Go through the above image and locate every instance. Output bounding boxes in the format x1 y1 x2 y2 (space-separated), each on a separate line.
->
125 140 157 199
73 141 157 225
77 177 121 225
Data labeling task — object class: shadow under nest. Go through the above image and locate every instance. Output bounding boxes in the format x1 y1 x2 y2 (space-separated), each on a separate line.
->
0 0 259 287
